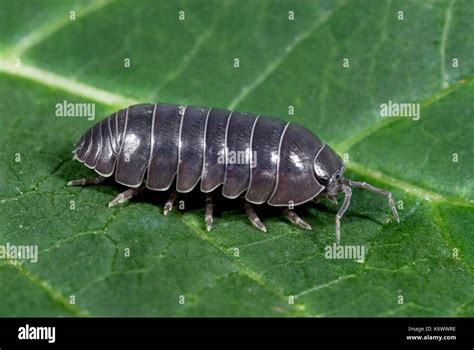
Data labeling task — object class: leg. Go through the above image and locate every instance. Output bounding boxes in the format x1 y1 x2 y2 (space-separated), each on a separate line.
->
326 194 339 205
205 194 213 231
67 175 107 186
281 208 312 230
313 195 338 205
335 185 352 244
108 185 145 207
342 179 399 222
163 191 178 216
243 202 267 233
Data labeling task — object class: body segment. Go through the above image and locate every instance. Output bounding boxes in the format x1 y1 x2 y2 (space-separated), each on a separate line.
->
245 116 286 204
222 111 257 199
201 108 231 192
146 104 183 190
177 106 209 193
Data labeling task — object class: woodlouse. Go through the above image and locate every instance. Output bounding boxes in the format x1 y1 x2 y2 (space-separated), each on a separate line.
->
69 103 399 242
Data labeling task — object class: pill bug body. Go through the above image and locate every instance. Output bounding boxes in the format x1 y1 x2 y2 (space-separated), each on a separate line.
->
70 103 399 242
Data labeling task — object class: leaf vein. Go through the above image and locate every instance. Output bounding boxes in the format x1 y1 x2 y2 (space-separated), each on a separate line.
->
440 0 456 88
3 0 116 59
4 259 89 316
226 0 350 110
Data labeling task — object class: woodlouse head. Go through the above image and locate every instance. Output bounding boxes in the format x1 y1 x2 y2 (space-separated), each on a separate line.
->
313 144 345 194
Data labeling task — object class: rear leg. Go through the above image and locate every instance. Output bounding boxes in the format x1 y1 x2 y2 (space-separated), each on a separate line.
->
163 191 179 216
205 194 213 231
108 185 145 207
243 201 267 233
281 208 312 230
67 175 107 186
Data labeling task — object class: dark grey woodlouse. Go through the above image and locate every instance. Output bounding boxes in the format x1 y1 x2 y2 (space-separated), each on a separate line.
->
69 103 399 242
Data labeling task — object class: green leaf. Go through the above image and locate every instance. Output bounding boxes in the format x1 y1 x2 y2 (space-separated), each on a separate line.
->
0 0 473 316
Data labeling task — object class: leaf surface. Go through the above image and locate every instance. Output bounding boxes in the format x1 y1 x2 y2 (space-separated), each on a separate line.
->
0 0 473 316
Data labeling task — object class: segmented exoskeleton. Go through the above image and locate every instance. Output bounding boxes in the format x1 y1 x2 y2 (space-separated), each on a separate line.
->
69 104 399 242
